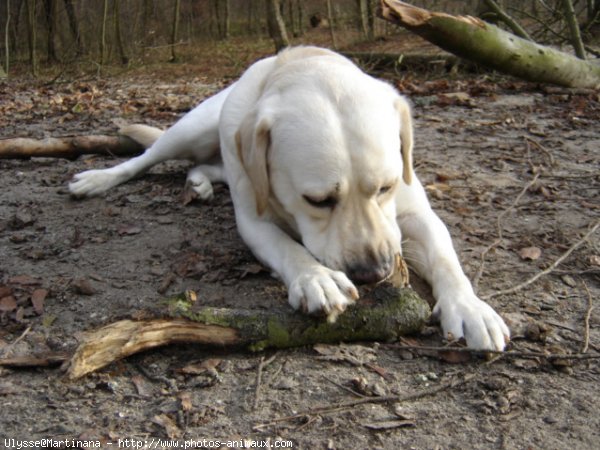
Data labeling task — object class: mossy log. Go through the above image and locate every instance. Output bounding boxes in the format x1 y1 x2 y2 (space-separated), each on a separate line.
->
0 135 144 159
380 0 600 88
67 284 430 379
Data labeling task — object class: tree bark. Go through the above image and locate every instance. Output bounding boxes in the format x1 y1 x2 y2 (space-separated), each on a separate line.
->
379 0 600 89
43 0 57 62
561 0 586 59
0 135 144 159
3 0 10 77
266 0 290 52
67 283 430 379
100 0 109 65
63 0 83 56
169 0 181 62
26 0 37 76
114 0 129 65
326 0 338 49
482 0 532 41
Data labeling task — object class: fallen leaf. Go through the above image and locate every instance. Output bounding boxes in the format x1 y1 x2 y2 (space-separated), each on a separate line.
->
0 296 17 313
31 289 48 315
313 343 377 366
117 225 142 236
589 255 600 266
175 358 222 375
71 278 97 295
131 375 154 397
365 363 392 380
518 246 542 261
8 275 41 286
0 286 12 298
438 349 472 364
152 414 181 439
179 391 193 412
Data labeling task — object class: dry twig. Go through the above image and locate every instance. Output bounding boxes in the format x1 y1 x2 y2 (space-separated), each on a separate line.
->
254 372 477 429
473 172 541 290
581 281 593 354
393 344 600 361
483 220 600 299
253 354 277 410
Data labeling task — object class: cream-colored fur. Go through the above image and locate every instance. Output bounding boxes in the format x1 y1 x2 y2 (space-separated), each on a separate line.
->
69 46 509 350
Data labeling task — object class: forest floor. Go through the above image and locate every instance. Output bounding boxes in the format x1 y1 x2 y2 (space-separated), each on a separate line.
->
0 34 599 449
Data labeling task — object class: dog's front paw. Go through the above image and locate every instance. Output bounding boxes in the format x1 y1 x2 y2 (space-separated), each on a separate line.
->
433 293 510 351
69 169 119 197
288 267 359 323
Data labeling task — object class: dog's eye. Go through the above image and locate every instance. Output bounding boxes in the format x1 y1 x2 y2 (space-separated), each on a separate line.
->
303 195 337 209
378 185 393 195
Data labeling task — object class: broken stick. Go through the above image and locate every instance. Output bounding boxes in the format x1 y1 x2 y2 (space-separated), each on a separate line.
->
67 284 430 379
0 135 144 159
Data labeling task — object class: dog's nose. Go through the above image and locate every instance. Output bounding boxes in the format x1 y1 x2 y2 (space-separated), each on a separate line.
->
347 259 393 285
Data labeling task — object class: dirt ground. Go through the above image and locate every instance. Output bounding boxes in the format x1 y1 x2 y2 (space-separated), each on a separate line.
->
1 49 599 449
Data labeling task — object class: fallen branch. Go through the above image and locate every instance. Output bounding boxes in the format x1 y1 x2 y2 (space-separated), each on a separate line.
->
67 284 430 379
0 135 144 159
379 0 600 88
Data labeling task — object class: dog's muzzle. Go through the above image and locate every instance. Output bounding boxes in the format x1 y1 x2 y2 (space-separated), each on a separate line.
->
346 256 394 285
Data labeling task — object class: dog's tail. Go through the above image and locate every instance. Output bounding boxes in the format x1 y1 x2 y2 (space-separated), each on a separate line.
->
119 124 164 149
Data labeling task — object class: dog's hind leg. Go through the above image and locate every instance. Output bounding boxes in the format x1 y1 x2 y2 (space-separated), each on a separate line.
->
69 84 235 197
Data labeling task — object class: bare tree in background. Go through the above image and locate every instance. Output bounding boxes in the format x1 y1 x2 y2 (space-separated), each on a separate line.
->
26 0 38 76
114 0 129 65
326 0 338 48
170 0 181 62
43 0 57 62
267 0 289 52
212 0 230 40
2 0 10 77
561 0 586 59
63 0 84 57
100 0 109 66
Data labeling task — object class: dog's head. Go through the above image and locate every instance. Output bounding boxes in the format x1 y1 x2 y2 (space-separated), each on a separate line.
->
236 67 414 285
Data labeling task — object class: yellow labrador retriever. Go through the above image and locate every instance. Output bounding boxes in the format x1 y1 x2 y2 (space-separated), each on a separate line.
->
70 47 509 351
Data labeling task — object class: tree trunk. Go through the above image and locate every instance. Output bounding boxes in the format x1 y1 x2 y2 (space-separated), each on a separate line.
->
63 0 83 56
3 0 10 77
113 0 129 65
266 0 289 52
326 0 338 49
561 0 586 59
357 0 369 38
379 0 600 89
223 0 230 39
482 0 532 40
67 283 430 379
100 0 108 65
0 135 144 159
26 0 37 76
43 0 57 62
169 0 181 62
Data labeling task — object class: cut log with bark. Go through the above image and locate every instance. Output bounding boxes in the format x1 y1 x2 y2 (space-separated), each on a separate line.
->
0 135 144 159
379 0 600 89
67 283 430 379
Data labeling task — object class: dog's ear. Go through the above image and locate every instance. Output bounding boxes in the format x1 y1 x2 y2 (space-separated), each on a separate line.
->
236 111 271 215
395 97 414 185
